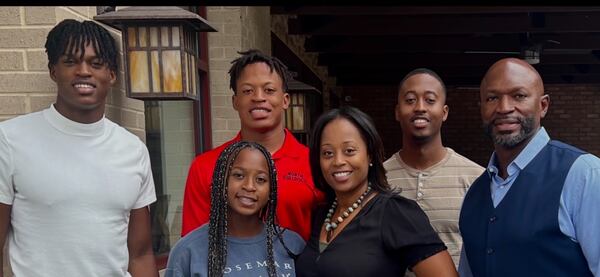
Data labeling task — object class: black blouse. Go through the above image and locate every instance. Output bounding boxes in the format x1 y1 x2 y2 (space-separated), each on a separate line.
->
296 192 446 277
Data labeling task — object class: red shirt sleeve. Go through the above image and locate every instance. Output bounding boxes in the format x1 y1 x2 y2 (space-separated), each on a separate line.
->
181 157 211 236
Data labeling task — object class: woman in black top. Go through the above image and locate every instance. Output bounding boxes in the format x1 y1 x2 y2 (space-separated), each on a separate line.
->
296 106 457 277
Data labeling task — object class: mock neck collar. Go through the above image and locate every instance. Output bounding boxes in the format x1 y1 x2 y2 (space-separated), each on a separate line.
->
43 104 106 137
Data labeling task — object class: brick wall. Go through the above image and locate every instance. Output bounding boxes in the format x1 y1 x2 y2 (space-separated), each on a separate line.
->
207 6 272 147
543 85 600 156
342 85 600 166
0 6 146 141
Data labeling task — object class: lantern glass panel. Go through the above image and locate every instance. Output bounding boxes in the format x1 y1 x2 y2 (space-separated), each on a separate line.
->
150 51 160 93
161 26 169 47
127 27 136 48
292 106 304 131
286 109 292 128
172 26 180 47
129 51 149 92
149 27 159 47
139 27 147 47
162 50 182 93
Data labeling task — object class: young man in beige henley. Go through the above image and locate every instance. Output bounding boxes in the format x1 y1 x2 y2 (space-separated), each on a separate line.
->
383 68 484 274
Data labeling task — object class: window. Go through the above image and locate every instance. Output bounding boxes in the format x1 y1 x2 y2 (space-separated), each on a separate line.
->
146 101 196 255
146 6 211 268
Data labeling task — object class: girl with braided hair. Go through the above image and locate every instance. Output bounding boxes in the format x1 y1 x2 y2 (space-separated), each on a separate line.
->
166 141 305 277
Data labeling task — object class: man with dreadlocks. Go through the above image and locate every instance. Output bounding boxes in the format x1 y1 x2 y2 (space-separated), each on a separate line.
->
166 141 305 277
0 19 157 276
182 49 323 241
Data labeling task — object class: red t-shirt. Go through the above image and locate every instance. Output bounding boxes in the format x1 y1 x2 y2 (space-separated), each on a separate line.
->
181 129 324 241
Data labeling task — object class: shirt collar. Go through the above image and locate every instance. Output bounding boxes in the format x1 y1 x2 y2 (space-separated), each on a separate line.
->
274 129 303 159
44 104 106 137
394 147 453 176
234 128 302 160
486 127 550 177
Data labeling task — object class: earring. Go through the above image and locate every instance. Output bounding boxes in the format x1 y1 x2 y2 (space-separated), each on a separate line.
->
369 163 373 167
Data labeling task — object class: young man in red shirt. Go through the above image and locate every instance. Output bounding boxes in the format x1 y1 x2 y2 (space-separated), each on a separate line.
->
181 49 323 240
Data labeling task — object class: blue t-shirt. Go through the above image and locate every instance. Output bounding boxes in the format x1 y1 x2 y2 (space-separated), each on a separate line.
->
165 223 305 277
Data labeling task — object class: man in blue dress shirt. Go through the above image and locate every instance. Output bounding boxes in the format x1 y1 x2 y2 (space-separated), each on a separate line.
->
458 58 600 277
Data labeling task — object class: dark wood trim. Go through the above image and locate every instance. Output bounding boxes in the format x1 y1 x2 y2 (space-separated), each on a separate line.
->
193 6 212 155
333 73 600 86
197 59 209 73
272 6 600 15
275 6 600 87
305 33 600 53
317 53 600 67
289 13 600 35
329 64 600 77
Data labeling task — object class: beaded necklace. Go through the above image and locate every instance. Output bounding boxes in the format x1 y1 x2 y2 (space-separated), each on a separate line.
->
323 184 372 242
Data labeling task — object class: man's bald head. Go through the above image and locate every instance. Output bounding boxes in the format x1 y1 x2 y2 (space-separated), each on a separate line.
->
479 58 550 149
481 58 544 98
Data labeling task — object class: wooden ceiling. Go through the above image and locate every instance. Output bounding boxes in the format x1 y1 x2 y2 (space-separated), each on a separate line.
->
271 6 600 86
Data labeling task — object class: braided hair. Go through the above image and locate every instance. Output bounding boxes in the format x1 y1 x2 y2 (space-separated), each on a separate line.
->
207 141 279 277
227 49 291 94
45 19 118 72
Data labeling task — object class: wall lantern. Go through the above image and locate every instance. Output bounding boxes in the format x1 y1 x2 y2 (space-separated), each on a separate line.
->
285 72 321 141
94 6 216 100
521 46 541 65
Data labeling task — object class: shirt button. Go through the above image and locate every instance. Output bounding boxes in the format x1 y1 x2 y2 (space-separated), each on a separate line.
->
418 182 423 188
417 192 423 197
486 248 494 254
489 216 497 223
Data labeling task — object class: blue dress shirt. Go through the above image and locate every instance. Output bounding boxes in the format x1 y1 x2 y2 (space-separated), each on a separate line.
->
458 127 600 276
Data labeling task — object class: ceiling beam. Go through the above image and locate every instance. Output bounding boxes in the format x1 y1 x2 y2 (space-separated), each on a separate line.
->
318 53 600 67
305 33 600 53
306 35 519 53
289 13 600 35
334 75 479 86
334 72 600 86
272 6 600 15
330 64 600 78
274 6 600 86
